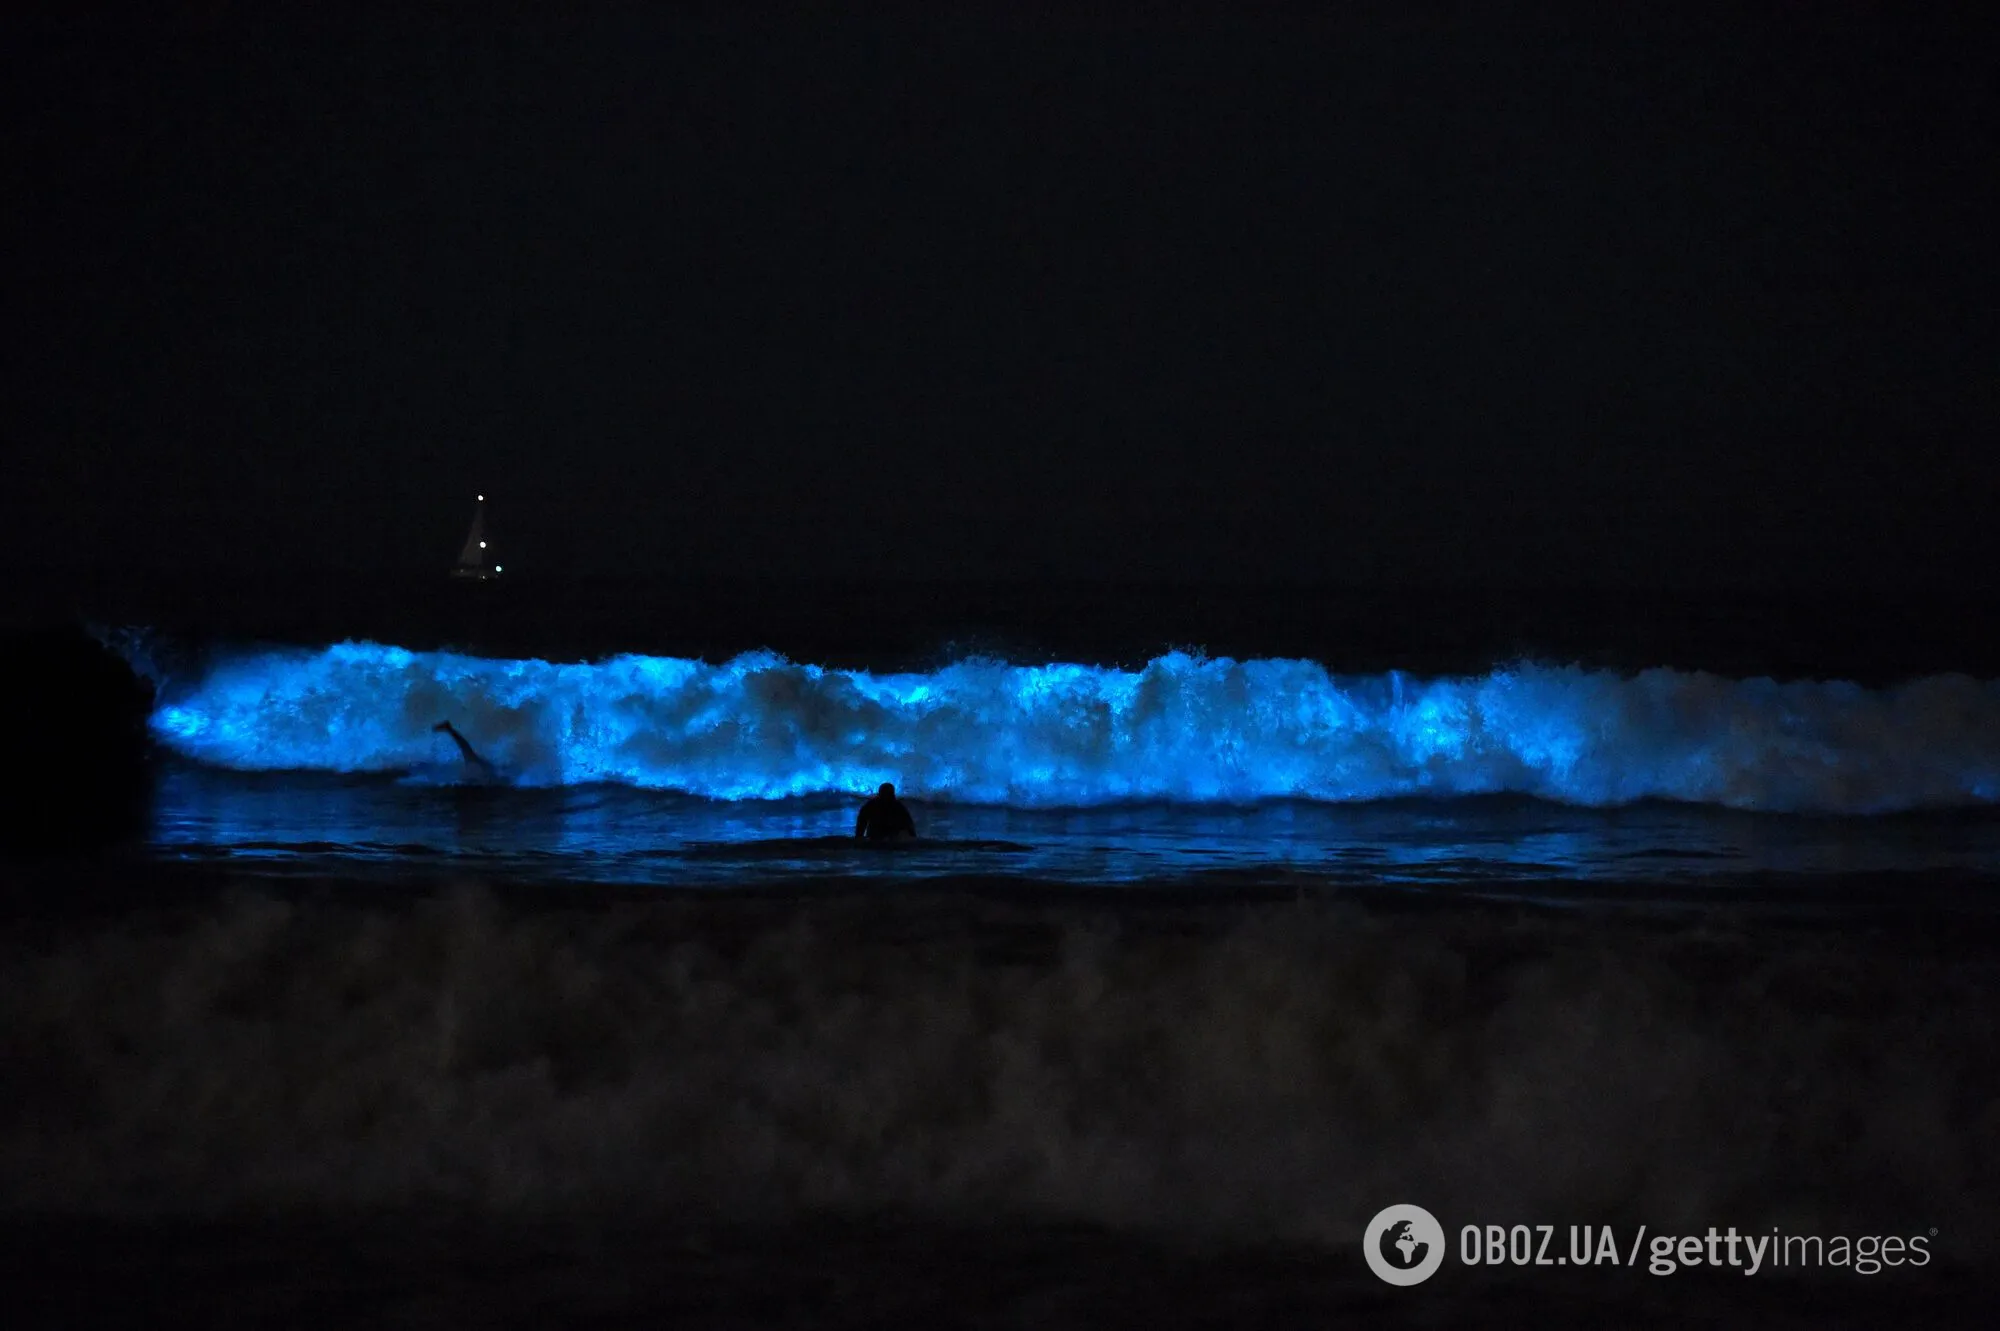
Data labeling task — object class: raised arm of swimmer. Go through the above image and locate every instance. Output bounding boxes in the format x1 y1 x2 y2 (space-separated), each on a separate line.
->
433 720 496 776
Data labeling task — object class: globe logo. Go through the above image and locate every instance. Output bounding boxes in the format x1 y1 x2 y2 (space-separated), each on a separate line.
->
1363 1204 1447 1286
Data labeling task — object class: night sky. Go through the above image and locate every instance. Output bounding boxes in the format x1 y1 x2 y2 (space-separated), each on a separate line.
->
6 7 1997 591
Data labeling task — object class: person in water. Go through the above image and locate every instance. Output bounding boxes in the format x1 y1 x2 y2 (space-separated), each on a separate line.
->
433 720 497 779
855 781 917 841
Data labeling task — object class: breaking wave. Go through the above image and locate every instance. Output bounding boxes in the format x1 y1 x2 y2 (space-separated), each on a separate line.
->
144 643 2000 814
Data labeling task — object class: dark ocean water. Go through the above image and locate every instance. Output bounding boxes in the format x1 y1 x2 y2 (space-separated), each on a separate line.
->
150 765 2000 910
61 571 2000 683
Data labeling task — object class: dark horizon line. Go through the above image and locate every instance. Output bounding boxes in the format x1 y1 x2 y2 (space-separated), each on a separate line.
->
12 561 1998 600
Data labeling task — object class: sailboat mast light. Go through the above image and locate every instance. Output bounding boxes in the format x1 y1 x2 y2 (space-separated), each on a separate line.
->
451 495 500 581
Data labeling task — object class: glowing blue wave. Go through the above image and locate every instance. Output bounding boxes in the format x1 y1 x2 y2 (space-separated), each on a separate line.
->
146 642 2000 813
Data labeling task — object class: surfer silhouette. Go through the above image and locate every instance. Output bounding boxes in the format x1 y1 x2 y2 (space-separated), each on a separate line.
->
432 720 496 779
854 781 917 842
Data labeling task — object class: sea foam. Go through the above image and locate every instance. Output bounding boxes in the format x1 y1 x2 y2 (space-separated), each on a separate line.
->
3 886 1993 1252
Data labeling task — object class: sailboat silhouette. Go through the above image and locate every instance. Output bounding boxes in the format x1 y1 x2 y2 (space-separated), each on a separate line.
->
449 494 502 581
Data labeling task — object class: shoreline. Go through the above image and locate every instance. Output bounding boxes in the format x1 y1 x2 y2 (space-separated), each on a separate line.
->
10 851 2000 931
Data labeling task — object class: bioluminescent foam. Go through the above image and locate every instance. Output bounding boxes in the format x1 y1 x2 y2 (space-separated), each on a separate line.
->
146 643 2000 813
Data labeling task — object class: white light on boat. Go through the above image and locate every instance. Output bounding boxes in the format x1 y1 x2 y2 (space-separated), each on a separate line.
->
479 540 487 548
495 565 503 572
478 494 485 502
